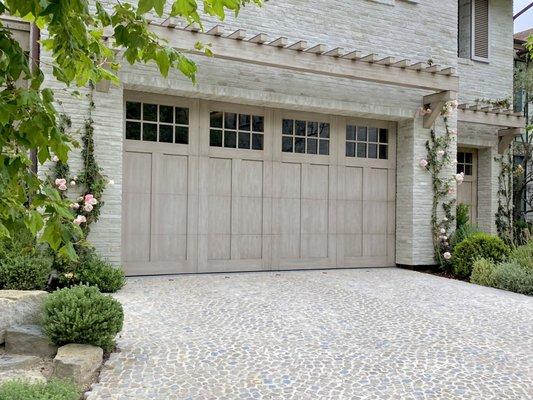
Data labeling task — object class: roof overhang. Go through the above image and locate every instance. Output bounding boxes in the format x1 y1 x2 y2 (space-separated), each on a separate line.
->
149 23 459 93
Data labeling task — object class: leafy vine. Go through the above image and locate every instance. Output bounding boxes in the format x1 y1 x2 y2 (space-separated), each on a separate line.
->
495 153 515 246
418 100 462 269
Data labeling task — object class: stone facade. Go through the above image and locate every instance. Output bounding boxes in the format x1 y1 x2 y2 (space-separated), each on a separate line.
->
40 0 514 268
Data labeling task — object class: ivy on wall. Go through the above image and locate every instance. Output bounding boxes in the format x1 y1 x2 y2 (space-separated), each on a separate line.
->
418 101 462 268
494 153 515 246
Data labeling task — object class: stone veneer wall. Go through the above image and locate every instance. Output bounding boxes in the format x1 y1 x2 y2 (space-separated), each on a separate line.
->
37 0 512 267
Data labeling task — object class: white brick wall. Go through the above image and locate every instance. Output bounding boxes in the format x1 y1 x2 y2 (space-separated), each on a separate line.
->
39 0 513 267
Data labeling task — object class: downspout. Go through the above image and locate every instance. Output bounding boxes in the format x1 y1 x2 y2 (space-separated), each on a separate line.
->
29 23 40 174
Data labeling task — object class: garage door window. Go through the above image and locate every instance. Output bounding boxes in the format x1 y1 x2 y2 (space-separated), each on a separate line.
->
346 125 388 159
282 119 330 155
457 151 473 175
210 111 264 150
125 101 189 144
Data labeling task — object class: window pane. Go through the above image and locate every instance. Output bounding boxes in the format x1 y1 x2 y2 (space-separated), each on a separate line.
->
176 107 189 125
282 119 293 135
465 164 472 176
346 125 356 141
295 137 305 153
210 129 222 147
457 164 465 174
252 115 264 132
159 125 173 143
238 132 250 149
307 121 318 137
346 142 355 157
356 143 367 158
239 114 250 131
379 128 388 143
225 113 237 130
159 105 173 123
357 127 367 142
457 152 465 163
319 123 330 138
319 140 329 155
295 120 306 136
210 111 223 128
368 127 378 143
143 104 157 121
368 143 378 159
175 127 188 144
143 123 157 141
379 144 388 160
252 133 264 150
224 131 237 148
465 152 473 163
282 136 293 152
307 138 317 154
125 121 141 140
126 102 141 120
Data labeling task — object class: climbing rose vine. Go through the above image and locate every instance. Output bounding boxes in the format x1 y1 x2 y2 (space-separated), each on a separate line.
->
418 100 462 269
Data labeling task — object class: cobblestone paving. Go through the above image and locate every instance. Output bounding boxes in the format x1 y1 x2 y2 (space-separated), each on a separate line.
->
86 268 533 400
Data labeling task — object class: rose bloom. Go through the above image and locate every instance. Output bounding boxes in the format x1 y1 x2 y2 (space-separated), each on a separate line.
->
69 203 80 210
83 203 94 212
84 194 98 205
443 252 452 260
52 155 59 162
419 159 428 168
73 215 86 225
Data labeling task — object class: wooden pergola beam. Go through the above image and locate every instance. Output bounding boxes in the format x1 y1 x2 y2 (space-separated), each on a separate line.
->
458 109 525 128
149 25 459 92
422 91 457 128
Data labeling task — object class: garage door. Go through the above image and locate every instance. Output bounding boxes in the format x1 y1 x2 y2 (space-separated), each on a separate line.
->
122 93 396 275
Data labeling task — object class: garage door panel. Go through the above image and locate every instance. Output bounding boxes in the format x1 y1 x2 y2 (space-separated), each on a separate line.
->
301 234 328 258
234 234 262 260
344 167 363 200
364 168 388 201
301 199 328 234
344 234 363 258
363 202 388 234
151 194 187 235
208 196 231 234
237 197 263 234
280 234 300 259
277 163 301 198
363 234 388 257
343 200 363 234
208 158 232 195
302 164 329 199
278 198 301 234
155 155 188 195
124 152 152 194
151 235 187 261
123 233 150 262
239 160 263 197
208 234 231 260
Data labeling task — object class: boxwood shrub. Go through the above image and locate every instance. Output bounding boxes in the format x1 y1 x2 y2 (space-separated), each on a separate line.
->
471 258 497 287
43 285 124 352
452 233 511 278
492 260 533 296
0 379 80 400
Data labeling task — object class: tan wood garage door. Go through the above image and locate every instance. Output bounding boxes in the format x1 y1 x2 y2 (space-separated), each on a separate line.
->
457 148 478 223
122 93 396 275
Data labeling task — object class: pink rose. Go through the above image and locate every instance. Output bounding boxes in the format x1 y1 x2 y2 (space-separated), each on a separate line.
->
70 203 80 210
83 203 93 212
58 184 67 191
73 215 87 225
84 194 98 205
52 155 59 162
443 252 452 260
455 173 464 183
448 187 456 195
55 178 66 187
419 159 428 168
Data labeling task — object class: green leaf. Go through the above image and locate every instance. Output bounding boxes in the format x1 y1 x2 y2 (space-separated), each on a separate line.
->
155 49 170 77
26 210 44 235
154 0 166 16
58 242 78 261
137 0 155 14
0 222 10 238
41 221 61 251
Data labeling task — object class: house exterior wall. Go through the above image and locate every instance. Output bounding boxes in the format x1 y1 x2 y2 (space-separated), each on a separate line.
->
38 0 514 268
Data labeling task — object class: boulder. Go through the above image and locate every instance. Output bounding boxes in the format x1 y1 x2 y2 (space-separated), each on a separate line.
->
0 369 47 384
52 344 103 387
0 290 47 344
5 325 58 358
0 353 40 371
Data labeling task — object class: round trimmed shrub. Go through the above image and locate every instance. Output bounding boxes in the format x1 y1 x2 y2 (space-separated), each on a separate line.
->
470 258 496 287
43 285 124 352
452 233 511 278
74 255 125 293
0 254 53 290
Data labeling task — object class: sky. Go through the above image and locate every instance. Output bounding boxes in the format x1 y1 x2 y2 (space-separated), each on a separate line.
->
515 0 533 33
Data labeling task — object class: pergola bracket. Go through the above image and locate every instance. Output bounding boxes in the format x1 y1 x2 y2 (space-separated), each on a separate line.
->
498 128 523 154
422 91 457 129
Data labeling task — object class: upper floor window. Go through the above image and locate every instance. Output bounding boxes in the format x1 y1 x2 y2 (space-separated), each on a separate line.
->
125 101 189 144
458 0 489 62
210 111 264 150
281 119 330 155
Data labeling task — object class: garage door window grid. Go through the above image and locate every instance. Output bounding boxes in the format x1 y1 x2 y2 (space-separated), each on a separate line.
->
125 101 189 144
457 151 473 175
210 111 264 150
346 125 388 159
282 119 330 155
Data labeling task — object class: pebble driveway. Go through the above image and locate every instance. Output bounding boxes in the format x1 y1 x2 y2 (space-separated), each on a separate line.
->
86 268 533 400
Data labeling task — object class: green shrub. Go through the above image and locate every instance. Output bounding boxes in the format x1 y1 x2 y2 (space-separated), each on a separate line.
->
470 258 497 287
452 233 511 278
492 260 533 296
0 254 53 290
0 379 80 400
456 203 470 229
451 224 483 249
56 248 125 293
509 241 533 270
43 285 124 352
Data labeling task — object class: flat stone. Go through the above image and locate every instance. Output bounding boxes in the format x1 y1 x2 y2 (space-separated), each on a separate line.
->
0 369 47 384
53 344 103 387
5 325 58 358
0 290 47 344
0 353 40 371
